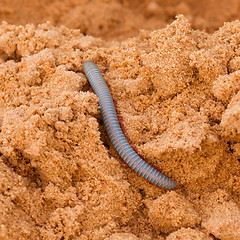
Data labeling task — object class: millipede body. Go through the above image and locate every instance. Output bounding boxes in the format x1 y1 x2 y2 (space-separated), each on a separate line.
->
82 60 176 190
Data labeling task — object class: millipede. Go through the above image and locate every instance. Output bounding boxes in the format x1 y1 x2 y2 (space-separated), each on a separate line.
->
82 60 176 190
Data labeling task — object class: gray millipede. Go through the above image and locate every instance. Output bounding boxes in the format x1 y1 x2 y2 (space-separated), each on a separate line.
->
83 60 176 190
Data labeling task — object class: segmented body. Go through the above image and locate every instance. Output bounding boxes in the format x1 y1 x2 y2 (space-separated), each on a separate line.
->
82 60 176 190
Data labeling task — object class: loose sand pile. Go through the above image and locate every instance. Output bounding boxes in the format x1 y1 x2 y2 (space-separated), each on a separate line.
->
0 1 239 240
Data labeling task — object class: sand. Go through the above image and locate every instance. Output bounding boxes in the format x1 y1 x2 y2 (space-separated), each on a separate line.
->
0 1 239 240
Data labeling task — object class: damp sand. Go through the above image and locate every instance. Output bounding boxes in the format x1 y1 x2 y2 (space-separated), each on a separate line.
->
0 2 239 240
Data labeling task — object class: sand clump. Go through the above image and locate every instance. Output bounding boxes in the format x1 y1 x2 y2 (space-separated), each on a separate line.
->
202 200 240 240
147 192 201 233
0 3 239 240
166 228 213 240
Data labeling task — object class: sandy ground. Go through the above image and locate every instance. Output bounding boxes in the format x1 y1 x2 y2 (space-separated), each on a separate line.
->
0 0 240 239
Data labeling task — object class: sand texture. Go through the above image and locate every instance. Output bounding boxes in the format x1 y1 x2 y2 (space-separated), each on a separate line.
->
0 1 240 240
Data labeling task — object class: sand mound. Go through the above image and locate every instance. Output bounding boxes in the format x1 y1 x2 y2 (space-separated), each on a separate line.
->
0 1 239 239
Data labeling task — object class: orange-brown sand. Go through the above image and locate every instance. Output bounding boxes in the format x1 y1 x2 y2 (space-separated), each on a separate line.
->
0 1 240 240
